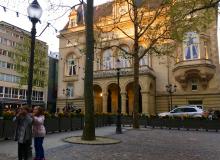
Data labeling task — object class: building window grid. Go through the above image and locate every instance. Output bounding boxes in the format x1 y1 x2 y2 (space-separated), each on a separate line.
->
0 36 17 47
0 86 43 101
0 73 20 83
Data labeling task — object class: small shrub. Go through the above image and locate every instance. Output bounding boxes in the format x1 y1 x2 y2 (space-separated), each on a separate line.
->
3 111 15 120
44 111 52 118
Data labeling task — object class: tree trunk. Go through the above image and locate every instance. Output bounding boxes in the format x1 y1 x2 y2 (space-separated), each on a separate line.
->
133 52 140 129
132 2 140 129
82 0 96 140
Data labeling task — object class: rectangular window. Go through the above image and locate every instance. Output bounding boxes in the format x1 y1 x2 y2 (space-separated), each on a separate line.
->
67 83 74 97
2 38 7 45
5 74 12 82
12 88 18 98
0 73 4 81
4 87 12 98
19 89 26 99
32 91 38 101
0 86 3 97
191 79 198 91
2 50 7 56
6 39 11 46
184 32 200 60
39 92 43 101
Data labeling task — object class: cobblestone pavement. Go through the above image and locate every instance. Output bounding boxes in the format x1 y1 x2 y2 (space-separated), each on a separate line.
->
1 127 220 160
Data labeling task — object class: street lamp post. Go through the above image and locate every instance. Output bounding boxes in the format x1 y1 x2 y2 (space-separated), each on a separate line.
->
165 84 177 111
116 59 122 134
26 1 42 159
27 0 42 108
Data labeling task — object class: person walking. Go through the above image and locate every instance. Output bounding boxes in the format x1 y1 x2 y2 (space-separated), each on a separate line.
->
32 106 46 160
14 106 33 160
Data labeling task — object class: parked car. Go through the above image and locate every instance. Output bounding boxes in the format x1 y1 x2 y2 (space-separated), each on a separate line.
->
158 106 204 118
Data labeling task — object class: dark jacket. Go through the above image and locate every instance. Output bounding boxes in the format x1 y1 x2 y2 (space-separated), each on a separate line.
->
13 115 32 143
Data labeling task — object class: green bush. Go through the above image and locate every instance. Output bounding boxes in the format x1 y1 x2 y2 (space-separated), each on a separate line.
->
3 111 15 120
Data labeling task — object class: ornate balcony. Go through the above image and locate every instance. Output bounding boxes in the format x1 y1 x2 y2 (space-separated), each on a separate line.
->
93 65 155 79
173 59 216 89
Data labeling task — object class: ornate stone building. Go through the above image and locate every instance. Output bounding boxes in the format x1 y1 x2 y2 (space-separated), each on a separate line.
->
57 2 220 115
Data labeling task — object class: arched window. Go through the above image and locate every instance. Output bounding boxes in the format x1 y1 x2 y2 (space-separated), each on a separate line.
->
66 54 77 76
118 45 132 68
183 32 200 60
103 49 113 70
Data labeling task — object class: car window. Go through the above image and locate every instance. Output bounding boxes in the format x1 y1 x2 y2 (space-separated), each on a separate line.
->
183 108 197 112
196 105 203 109
172 108 184 113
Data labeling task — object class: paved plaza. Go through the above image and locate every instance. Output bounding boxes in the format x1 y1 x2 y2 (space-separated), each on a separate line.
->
0 126 220 160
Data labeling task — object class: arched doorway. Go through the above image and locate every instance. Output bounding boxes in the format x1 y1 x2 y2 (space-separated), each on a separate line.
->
107 83 121 114
93 85 103 113
126 82 142 115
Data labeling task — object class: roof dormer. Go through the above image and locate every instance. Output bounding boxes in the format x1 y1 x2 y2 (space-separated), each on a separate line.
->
68 9 78 28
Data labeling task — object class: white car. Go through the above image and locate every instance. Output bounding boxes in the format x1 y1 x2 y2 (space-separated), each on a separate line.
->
158 106 204 118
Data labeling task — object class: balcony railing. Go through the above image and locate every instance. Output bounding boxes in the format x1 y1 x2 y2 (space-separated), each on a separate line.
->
174 59 214 70
94 65 155 79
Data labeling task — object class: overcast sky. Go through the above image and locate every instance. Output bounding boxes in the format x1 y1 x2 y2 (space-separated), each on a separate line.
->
0 0 110 53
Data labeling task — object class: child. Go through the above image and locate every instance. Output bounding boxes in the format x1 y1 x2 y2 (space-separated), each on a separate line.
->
14 106 32 160
32 106 46 160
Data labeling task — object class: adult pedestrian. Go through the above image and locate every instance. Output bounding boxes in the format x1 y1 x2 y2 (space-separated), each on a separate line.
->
32 106 46 160
13 106 32 160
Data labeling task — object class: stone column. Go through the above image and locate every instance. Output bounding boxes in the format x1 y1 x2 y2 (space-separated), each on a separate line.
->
102 92 108 113
121 92 127 114
141 91 150 115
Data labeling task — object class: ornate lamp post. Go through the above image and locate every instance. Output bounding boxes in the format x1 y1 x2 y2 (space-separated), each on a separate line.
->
63 88 70 110
165 84 177 111
27 0 42 108
116 59 122 134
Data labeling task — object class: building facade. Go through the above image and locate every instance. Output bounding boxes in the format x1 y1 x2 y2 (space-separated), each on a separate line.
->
0 21 48 110
57 2 220 115
47 55 58 113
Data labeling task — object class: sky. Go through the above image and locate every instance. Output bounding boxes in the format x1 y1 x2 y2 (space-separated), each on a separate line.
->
0 0 110 55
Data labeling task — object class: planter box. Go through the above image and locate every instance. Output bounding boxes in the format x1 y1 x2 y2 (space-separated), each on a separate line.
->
164 119 182 130
71 117 82 130
0 119 3 138
107 116 117 125
122 116 133 127
102 116 109 126
45 118 59 133
59 117 71 131
202 120 220 132
148 118 164 128
139 117 147 127
2 120 16 139
182 119 202 130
